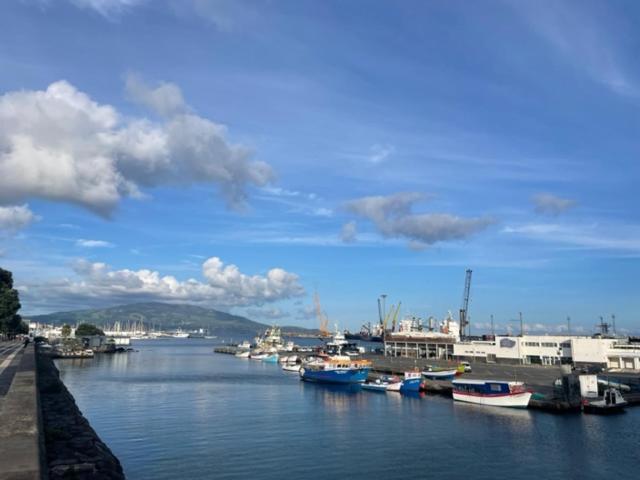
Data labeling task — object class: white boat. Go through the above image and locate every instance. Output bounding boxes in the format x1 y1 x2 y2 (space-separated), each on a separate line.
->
282 364 301 372
452 380 532 408
235 351 251 358
361 379 391 392
250 352 268 360
582 388 627 414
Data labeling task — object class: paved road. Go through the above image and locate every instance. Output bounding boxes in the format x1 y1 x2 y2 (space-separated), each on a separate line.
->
367 354 564 389
0 341 23 401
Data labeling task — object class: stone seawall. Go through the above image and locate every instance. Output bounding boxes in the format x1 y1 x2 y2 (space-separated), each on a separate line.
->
38 353 125 480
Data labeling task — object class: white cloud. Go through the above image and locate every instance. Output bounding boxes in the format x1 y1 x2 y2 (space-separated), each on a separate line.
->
0 78 273 216
368 144 395 164
125 73 187 117
75 239 115 248
0 205 38 232
341 221 357 243
69 0 146 17
532 193 576 215
345 193 494 247
312 207 332 217
22 256 304 310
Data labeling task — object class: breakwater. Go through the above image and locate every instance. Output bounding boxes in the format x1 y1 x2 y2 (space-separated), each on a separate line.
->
38 352 125 479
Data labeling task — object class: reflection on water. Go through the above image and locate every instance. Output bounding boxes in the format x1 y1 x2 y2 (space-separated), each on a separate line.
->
56 340 639 480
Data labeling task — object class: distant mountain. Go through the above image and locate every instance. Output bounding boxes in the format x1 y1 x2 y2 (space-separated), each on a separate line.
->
28 302 317 337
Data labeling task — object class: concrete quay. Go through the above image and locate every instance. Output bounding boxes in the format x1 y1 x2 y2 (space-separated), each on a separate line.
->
0 343 125 480
0 343 45 480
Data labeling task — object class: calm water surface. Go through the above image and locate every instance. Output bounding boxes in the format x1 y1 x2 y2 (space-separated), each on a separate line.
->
56 340 639 479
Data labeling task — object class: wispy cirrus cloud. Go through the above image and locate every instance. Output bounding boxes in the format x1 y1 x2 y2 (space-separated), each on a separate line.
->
75 239 115 248
513 0 638 97
503 222 640 253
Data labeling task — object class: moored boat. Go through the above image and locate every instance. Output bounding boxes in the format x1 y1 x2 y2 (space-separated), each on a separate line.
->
361 379 391 392
263 353 279 363
282 363 301 372
452 380 532 408
300 356 371 384
582 388 627 414
386 371 422 393
422 366 458 381
235 350 251 358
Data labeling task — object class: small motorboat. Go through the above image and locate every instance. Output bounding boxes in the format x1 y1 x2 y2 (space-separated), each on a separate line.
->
422 366 458 381
582 388 627 414
361 379 391 392
282 363 301 373
387 371 422 393
262 353 279 363
235 350 251 358
250 352 268 360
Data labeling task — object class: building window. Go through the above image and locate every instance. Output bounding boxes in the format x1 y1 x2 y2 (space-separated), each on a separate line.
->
560 342 570 348
525 342 540 347
541 342 557 348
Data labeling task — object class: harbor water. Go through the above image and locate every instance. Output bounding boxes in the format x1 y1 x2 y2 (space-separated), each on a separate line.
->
56 339 639 480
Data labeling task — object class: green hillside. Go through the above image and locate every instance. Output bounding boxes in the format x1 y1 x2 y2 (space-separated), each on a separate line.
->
28 302 314 336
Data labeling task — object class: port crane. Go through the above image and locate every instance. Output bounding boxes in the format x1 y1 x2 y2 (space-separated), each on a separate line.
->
382 302 401 334
314 291 331 338
459 269 473 338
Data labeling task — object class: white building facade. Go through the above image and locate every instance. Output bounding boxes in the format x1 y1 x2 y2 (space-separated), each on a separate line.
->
454 335 639 370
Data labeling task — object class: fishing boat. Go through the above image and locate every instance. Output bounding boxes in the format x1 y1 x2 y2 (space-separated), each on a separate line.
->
422 366 458 381
262 353 279 363
582 388 627 414
452 380 532 408
386 371 422 393
299 357 371 384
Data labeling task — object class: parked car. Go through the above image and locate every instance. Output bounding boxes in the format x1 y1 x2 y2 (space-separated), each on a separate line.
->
460 361 472 372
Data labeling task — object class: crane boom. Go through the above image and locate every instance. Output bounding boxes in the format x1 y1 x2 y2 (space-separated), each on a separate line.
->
459 269 472 338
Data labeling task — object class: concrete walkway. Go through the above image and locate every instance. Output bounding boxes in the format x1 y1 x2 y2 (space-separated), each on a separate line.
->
0 342 23 400
0 344 45 480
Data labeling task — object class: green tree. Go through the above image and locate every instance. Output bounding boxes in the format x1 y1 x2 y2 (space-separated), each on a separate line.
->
74 323 105 337
61 324 72 338
0 267 26 336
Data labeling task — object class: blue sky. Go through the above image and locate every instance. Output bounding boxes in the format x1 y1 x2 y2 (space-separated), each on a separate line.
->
0 0 638 334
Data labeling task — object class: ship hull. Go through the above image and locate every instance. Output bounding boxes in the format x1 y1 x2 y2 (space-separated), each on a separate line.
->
344 333 383 343
300 367 370 384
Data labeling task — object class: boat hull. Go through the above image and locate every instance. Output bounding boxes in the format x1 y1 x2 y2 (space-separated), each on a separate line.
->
300 367 370 384
400 377 422 393
422 369 458 381
361 382 389 392
452 391 532 408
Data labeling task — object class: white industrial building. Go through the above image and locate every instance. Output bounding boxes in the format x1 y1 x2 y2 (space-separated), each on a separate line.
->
453 334 640 370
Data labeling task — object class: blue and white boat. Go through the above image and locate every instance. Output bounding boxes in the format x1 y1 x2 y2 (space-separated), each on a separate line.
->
262 353 279 363
387 371 422 393
422 366 458 381
300 356 371 384
452 380 532 408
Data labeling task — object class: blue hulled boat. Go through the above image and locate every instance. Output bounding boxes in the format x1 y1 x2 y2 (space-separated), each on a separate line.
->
300 357 371 384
